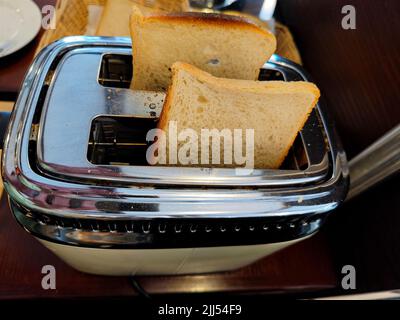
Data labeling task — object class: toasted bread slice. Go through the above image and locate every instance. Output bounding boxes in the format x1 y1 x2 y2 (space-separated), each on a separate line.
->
96 0 189 37
130 8 277 91
157 62 320 169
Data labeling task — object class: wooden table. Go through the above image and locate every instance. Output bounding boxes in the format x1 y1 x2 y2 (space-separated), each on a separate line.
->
1 0 399 300
0 102 13 197
0 0 339 300
277 0 400 293
0 196 337 299
278 0 400 159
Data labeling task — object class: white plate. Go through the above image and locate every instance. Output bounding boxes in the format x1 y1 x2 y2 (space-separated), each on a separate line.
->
0 0 42 58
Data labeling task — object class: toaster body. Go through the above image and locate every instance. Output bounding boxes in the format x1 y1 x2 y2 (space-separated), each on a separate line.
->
1 37 348 275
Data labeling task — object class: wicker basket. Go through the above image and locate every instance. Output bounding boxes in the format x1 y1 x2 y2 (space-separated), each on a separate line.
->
35 0 302 64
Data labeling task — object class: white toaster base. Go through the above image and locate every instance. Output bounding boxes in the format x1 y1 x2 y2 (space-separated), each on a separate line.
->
37 235 311 276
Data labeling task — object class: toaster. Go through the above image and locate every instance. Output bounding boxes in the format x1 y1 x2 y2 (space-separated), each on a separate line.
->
1 37 348 275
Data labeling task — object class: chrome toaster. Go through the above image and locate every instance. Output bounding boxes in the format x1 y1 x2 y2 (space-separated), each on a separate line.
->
1 37 349 275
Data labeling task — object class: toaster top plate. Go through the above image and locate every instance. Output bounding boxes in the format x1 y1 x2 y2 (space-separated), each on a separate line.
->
34 41 330 187
2 37 348 227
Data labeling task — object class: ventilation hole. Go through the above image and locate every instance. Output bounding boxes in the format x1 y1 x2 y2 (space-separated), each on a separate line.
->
110 223 118 233
90 223 96 232
142 222 151 234
158 223 166 234
175 224 182 233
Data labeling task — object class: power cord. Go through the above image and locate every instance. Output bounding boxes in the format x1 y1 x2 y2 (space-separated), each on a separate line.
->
130 277 152 299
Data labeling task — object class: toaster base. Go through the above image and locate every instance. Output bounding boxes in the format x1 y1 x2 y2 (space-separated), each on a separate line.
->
36 236 311 276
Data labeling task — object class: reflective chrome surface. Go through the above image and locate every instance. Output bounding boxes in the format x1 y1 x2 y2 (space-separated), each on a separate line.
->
348 124 400 200
35 41 330 186
1 37 349 248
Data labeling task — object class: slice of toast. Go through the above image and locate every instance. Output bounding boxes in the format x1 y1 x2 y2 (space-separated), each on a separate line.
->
157 62 320 169
96 0 189 37
130 8 277 91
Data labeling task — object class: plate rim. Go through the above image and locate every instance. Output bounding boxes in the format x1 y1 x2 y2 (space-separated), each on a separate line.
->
0 0 42 58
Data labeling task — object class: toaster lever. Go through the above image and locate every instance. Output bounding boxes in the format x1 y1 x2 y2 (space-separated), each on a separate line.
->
0 112 10 150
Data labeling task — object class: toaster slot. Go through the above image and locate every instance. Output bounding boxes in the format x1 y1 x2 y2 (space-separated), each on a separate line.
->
97 54 286 88
87 115 306 170
98 54 133 88
88 116 156 165
258 69 285 81
34 47 330 186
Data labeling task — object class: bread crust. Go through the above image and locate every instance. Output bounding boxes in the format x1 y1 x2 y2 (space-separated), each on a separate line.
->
157 82 175 131
158 62 320 169
130 7 277 91
142 11 275 40
168 62 319 96
273 93 320 168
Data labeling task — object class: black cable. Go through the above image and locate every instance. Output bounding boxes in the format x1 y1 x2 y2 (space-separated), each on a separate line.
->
130 277 152 299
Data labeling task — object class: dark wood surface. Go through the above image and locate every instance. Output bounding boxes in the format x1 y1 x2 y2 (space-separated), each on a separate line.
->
276 0 400 293
1 0 399 299
278 0 400 158
0 0 339 300
327 175 400 293
0 195 337 299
